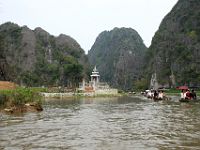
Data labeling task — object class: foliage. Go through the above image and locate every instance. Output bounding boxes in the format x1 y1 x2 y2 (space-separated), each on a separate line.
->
0 87 43 107
0 22 88 88
88 27 147 90
145 0 200 87
133 78 148 90
61 56 83 88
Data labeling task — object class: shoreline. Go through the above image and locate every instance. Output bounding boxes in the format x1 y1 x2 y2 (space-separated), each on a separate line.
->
41 92 123 100
0 102 43 114
0 87 44 114
1 90 198 114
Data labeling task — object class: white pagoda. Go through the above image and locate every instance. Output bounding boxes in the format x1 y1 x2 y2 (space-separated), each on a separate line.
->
78 65 118 96
90 66 100 90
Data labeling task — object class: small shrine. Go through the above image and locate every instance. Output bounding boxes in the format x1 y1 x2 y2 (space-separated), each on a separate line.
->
90 66 100 90
78 65 118 96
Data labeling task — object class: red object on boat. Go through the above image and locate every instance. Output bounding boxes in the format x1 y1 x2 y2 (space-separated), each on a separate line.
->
176 86 189 90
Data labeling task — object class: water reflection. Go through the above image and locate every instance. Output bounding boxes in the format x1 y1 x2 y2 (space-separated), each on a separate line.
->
1 96 200 149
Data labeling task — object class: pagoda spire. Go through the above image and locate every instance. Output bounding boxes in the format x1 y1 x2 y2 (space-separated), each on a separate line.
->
93 66 97 72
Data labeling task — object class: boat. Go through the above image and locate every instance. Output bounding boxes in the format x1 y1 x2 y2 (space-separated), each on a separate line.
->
179 99 199 103
153 97 162 101
179 99 189 102
153 96 170 102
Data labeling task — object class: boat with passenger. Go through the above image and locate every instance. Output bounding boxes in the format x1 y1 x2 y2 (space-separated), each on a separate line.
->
142 89 170 101
177 86 198 102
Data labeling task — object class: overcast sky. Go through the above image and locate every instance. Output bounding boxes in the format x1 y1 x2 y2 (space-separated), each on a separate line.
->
0 0 178 53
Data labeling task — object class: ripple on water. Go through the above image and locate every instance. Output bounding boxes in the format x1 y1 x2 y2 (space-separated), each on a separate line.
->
1 96 200 149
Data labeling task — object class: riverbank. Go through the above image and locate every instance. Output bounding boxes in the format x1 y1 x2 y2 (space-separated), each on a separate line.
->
41 91 122 100
0 87 44 114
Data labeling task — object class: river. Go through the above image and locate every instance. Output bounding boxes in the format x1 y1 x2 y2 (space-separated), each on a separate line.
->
0 96 200 149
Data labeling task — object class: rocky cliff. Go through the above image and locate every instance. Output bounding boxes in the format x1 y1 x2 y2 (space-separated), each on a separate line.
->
0 22 89 87
88 27 147 90
146 0 200 88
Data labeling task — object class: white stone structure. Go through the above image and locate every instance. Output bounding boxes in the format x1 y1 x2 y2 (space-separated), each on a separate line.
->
90 66 100 90
41 66 118 99
78 66 118 95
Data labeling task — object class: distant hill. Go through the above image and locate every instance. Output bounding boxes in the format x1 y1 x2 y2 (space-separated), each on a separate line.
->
145 0 200 88
0 22 89 87
88 27 147 90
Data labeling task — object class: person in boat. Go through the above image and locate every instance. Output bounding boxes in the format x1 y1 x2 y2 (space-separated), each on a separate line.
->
153 90 158 99
158 90 164 100
146 90 150 98
185 89 192 100
191 89 197 100
181 90 185 100
147 90 153 99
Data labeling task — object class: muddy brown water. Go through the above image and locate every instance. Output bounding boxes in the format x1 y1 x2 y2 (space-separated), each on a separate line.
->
1 96 200 149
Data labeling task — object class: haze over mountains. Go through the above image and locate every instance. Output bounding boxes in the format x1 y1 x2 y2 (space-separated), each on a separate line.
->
0 0 200 90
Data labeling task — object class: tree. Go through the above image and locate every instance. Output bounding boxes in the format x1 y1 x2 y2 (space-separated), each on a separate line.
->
59 55 83 89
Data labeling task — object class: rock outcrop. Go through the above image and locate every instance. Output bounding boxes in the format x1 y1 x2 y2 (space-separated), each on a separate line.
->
0 22 89 87
145 0 200 88
88 27 147 90
3 102 43 114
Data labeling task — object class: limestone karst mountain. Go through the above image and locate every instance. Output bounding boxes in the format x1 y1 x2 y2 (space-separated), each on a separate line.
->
145 0 200 88
88 27 147 90
0 22 89 87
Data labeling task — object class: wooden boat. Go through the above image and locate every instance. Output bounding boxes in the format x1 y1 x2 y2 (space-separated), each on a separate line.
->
153 96 170 102
153 98 162 102
179 99 199 103
179 99 189 102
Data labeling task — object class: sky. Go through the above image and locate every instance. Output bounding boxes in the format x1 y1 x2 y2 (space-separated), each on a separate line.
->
0 0 178 53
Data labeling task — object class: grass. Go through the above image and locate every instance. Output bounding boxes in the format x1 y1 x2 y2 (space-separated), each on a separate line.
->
0 87 46 108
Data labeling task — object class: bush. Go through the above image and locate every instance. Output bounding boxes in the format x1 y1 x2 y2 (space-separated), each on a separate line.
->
0 87 43 107
134 78 148 90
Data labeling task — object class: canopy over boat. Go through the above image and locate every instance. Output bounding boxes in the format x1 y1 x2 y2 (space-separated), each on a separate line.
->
176 86 189 90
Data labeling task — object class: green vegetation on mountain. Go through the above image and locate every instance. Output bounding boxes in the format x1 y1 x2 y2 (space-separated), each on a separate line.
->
2 0 200 92
88 27 147 90
145 0 200 88
0 22 89 88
